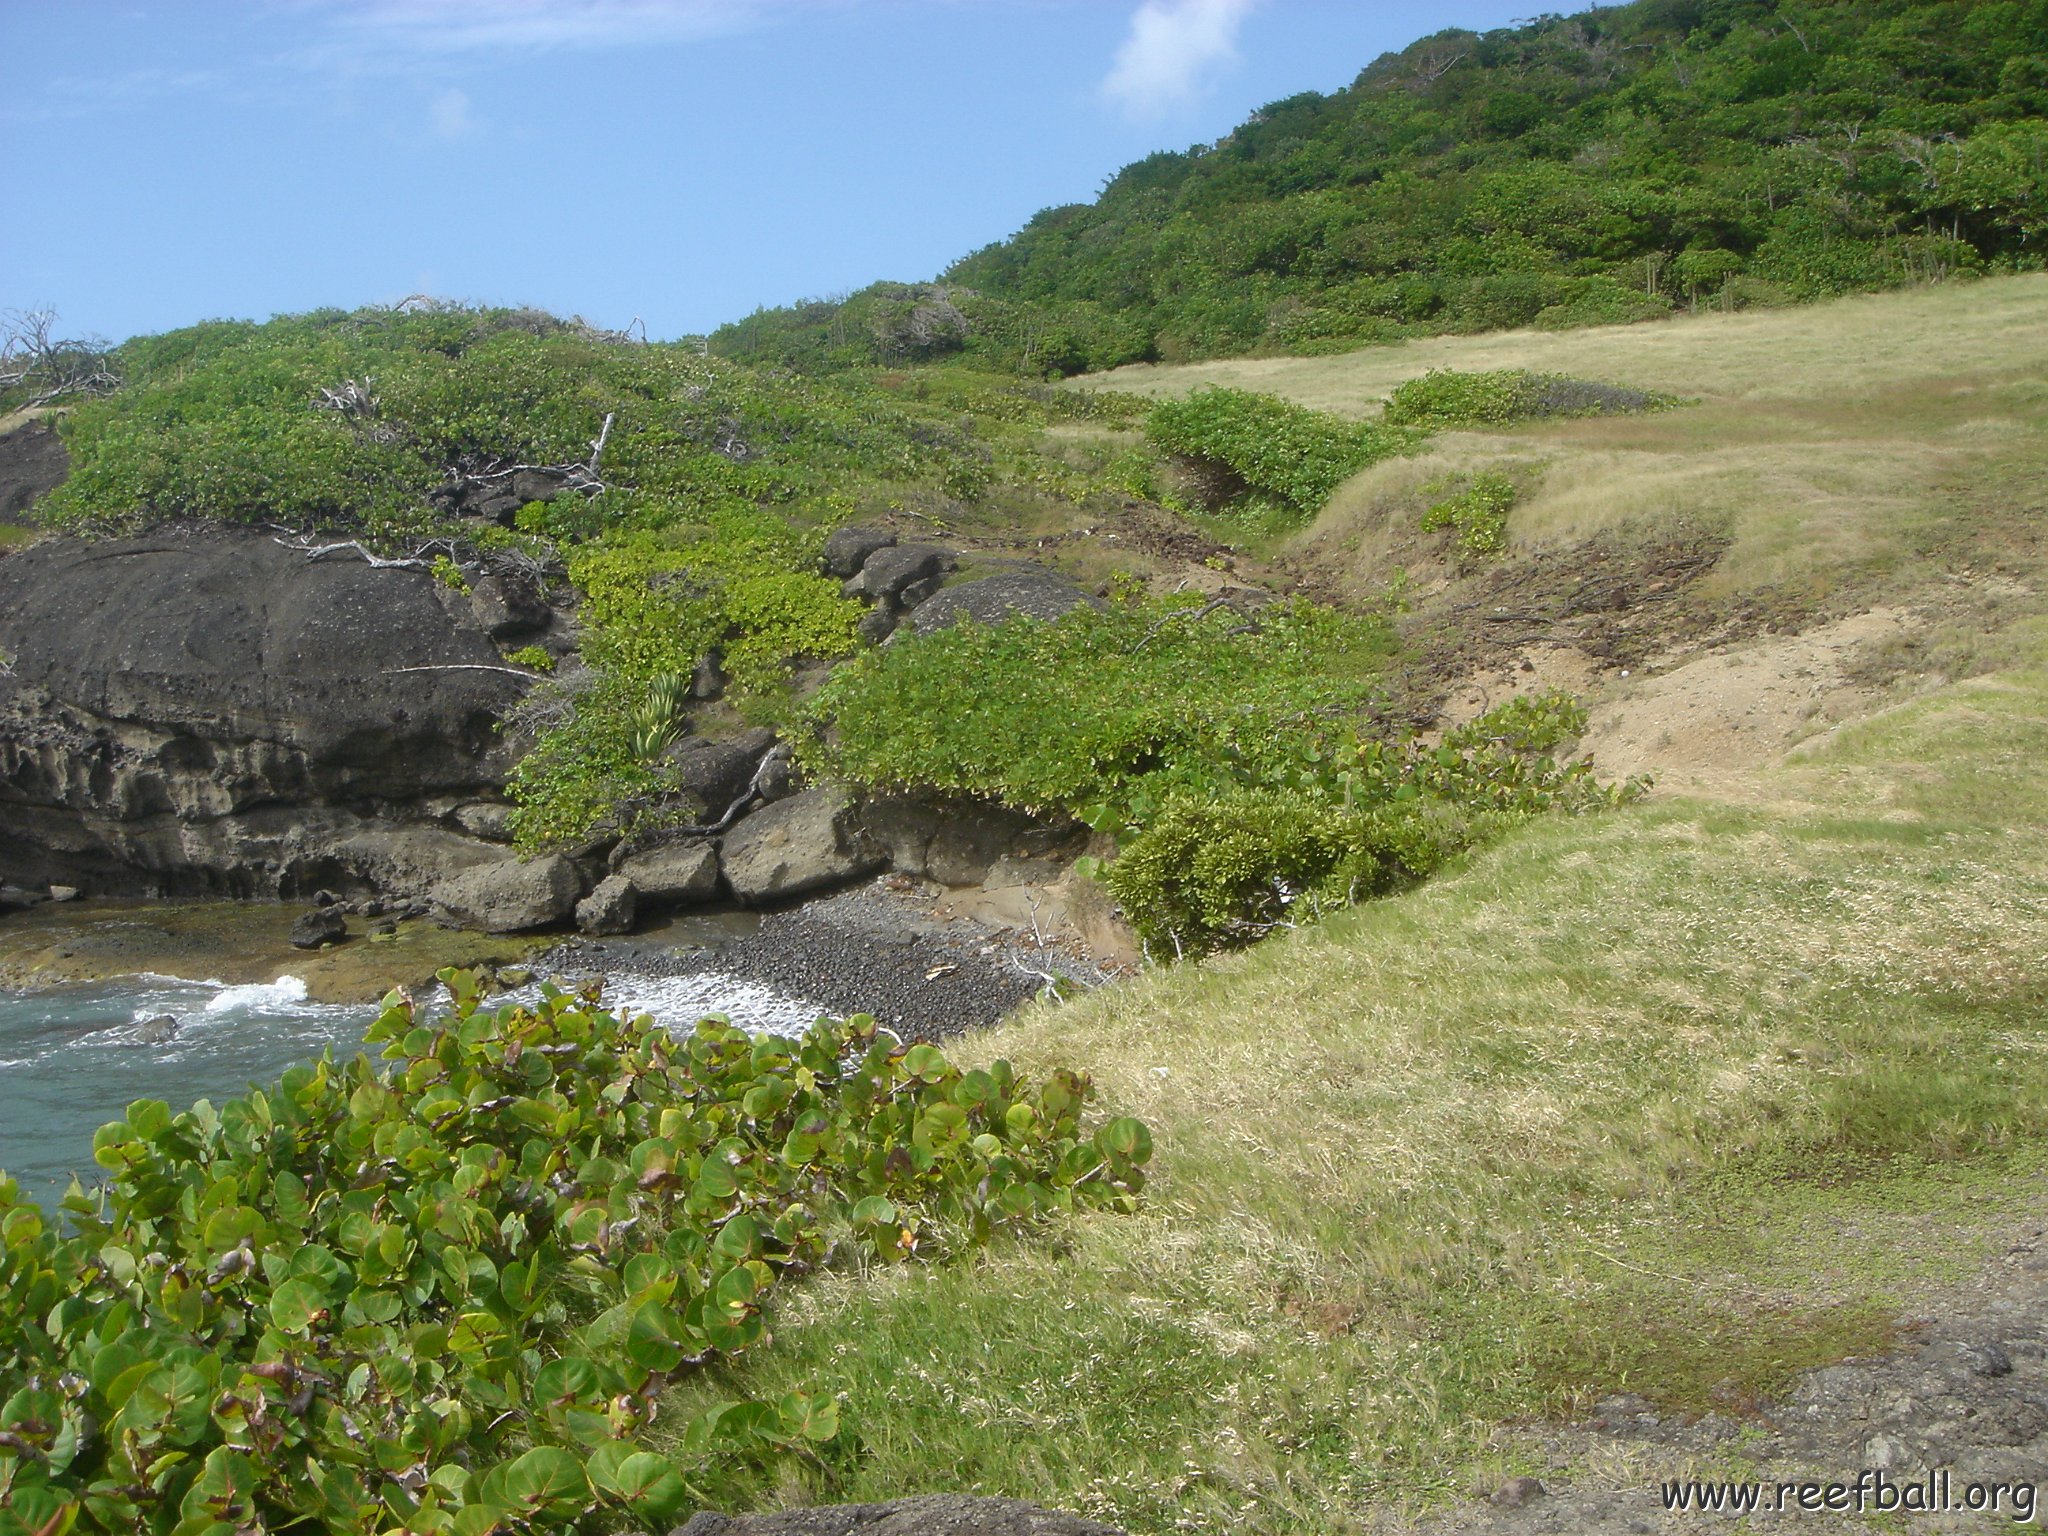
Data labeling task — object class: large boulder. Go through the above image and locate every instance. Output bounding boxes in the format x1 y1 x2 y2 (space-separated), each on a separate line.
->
289 907 349 949
671 1495 1123 1535
575 874 638 936
857 794 1068 887
664 729 778 817
821 526 896 580
467 571 552 639
719 787 884 905
430 854 582 932
0 526 530 896
845 543 954 602
906 568 1103 636
611 839 720 903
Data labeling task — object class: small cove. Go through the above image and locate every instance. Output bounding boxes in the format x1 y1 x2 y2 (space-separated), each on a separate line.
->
0 901 828 1209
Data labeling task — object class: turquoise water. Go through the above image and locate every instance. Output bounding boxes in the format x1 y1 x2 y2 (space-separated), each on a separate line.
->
0 969 822 1210
0 975 378 1206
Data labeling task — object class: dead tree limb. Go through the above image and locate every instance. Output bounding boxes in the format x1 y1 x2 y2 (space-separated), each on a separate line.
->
1131 595 1235 652
386 664 541 681
436 410 616 507
0 307 120 407
274 537 429 569
668 747 791 837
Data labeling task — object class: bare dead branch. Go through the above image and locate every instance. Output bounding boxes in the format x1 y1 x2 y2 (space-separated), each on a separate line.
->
385 665 541 681
313 377 379 418
1130 595 1235 653
668 746 792 837
0 306 121 407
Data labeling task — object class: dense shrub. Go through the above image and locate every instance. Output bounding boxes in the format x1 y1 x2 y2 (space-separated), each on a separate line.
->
1101 692 1646 955
717 3 2048 373
1145 388 1414 521
802 591 1393 832
0 972 1149 1534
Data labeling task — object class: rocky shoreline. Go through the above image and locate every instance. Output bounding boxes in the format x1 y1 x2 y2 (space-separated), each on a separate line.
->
544 878 1129 1039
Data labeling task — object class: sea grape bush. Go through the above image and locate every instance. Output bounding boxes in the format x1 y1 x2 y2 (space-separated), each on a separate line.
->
0 971 1150 1536
1145 387 1414 521
1101 691 1648 956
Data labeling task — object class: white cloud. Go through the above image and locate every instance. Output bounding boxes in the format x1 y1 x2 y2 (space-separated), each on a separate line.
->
429 86 476 138
1101 0 1258 121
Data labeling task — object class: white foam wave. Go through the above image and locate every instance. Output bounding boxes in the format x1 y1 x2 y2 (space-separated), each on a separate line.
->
497 970 826 1037
201 976 312 1014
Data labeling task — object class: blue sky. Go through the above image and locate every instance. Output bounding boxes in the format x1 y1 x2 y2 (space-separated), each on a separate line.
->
4 1 1555 344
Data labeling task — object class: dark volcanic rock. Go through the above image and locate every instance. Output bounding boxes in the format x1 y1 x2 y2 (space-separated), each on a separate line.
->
719 786 885 904
845 543 954 602
0 526 530 899
856 607 898 646
906 567 1102 636
611 840 720 903
665 731 777 817
671 1496 1123 1536
690 649 728 700
289 908 349 949
0 418 68 521
858 794 1076 887
466 572 551 639
134 1014 180 1044
821 526 896 580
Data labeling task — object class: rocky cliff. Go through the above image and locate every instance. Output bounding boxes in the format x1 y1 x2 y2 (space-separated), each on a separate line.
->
0 525 539 899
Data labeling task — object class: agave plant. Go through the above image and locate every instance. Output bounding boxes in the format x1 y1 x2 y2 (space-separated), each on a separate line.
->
628 671 692 763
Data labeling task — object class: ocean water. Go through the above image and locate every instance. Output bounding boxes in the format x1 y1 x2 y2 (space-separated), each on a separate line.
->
0 968 824 1209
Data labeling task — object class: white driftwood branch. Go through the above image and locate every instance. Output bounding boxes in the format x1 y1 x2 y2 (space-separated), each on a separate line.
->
385 665 541 681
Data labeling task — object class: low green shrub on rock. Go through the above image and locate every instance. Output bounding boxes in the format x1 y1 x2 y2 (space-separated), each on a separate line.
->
1383 368 1673 430
1145 387 1414 521
0 971 1149 1535
803 590 1393 831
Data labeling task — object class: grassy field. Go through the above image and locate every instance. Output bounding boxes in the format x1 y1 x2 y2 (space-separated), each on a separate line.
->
660 283 2048 1531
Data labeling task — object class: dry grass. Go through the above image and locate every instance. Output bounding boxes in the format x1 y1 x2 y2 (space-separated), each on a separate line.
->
1083 275 2048 416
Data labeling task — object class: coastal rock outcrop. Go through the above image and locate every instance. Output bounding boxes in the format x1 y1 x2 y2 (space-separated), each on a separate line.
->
0 417 68 521
0 525 538 900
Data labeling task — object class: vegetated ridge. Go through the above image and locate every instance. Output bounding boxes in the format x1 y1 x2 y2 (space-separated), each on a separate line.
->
712 0 2047 374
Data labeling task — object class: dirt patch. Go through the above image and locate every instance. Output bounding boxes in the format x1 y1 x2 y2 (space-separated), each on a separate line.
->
1388 1185 2048 1535
1377 525 1736 727
1579 607 1919 793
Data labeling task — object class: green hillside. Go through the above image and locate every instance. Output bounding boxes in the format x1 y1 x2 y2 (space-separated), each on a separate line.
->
712 0 2048 373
